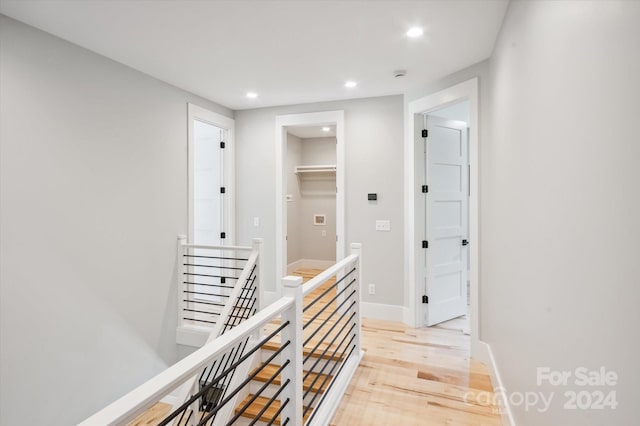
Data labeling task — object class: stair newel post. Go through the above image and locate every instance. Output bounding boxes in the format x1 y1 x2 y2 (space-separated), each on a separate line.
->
177 235 188 329
350 243 363 356
252 238 265 311
279 276 304 426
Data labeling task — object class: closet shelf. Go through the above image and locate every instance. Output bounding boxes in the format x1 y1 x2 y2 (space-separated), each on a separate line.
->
295 165 336 196
294 165 336 174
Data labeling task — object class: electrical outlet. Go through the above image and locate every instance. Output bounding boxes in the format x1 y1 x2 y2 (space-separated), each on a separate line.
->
253 217 259 227
368 283 375 295
375 220 391 231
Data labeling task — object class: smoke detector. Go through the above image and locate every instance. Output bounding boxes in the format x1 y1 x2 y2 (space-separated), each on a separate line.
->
393 70 407 78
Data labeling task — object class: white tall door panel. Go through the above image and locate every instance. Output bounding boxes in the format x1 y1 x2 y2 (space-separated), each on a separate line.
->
424 115 468 326
193 120 224 246
192 120 225 302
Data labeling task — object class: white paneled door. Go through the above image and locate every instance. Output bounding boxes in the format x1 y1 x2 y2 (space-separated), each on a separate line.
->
193 119 224 246
423 115 469 326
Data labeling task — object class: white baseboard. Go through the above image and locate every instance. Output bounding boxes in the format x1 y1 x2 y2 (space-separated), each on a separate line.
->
361 302 410 324
287 259 335 274
476 340 516 426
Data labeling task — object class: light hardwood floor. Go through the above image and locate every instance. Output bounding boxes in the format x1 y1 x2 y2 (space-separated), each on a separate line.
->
330 318 502 425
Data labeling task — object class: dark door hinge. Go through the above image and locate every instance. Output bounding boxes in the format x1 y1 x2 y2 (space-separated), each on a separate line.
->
220 141 225 149
462 239 469 246
220 187 226 194
220 232 226 239
422 295 429 304
422 240 428 249
421 129 428 138
421 185 428 193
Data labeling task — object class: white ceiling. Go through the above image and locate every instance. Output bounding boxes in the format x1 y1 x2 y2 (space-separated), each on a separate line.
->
0 0 509 111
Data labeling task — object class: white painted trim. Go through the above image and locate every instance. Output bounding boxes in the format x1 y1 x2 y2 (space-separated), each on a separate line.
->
476 342 517 426
159 393 180 407
306 350 364 426
361 302 409 324
187 103 236 245
275 110 345 298
404 78 481 356
263 290 279 307
286 258 335 274
175 326 209 347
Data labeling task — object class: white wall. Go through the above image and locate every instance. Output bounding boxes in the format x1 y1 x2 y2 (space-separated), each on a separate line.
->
301 137 337 165
298 137 337 262
235 96 404 306
0 16 233 425
486 1 640 424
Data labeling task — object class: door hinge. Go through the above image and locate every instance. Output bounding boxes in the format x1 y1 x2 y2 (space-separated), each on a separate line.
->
421 129 428 138
220 141 225 149
220 277 226 284
220 232 226 239
422 240 428 249
462 239 469 246
422 295 429 304
421 185 428 193
220 187 226 194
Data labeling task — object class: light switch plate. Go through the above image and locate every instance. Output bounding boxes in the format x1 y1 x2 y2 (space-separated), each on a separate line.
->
375 220 391 231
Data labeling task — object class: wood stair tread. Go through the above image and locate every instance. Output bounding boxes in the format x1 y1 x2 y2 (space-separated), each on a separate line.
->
235 394 312 425
251 363 332 393
262 340 345 362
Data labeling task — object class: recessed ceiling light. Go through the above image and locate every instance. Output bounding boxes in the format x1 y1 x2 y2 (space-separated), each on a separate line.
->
406 27 424 38
322 126 331 132
246 92 258 99
344 81 357 88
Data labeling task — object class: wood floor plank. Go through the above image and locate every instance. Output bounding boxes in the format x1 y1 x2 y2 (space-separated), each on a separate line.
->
250 363 333 394
235 394 312 425
330 317 503 426
127 402 172 426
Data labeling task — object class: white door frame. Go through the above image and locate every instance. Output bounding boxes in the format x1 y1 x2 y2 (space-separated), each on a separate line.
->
187 103 236 245
275 110 345 298
404 78 480 353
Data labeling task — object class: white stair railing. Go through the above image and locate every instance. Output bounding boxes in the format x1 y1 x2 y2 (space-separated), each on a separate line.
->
297 242 363 425
177 237 264 333
174 237 264 424
80 243 363 426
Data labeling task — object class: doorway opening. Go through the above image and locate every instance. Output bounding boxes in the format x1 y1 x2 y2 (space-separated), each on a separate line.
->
420 101 470 334
405 78 480 357
285 126 337 274
275 111 345 301
187 103 235 304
